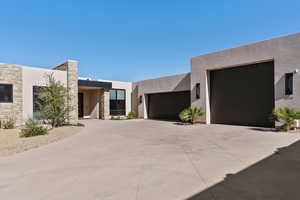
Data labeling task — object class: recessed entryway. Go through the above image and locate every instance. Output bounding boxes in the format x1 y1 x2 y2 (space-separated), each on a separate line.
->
209 61 275 127
147 91 191 120
78 92 84 118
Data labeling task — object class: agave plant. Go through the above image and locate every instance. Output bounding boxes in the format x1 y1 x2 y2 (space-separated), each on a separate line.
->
179 107 204 124
272 107 300 132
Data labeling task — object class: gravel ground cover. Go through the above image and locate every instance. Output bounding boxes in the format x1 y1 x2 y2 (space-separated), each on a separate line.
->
0 125 83 157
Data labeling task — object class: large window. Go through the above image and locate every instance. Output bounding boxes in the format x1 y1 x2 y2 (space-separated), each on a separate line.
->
110 89 126 115
0 84 13 103
33 86 45 118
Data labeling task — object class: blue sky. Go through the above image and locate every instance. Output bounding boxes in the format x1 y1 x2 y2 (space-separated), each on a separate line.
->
0 0 300 82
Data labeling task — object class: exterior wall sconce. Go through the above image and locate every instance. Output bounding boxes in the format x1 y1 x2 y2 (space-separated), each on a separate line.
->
285 73 293 95
139 95 143 104
196 83 200 99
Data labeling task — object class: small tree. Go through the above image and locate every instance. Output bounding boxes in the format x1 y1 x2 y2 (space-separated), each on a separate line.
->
179 107 204 124
272 107 300 132
38 74 73 128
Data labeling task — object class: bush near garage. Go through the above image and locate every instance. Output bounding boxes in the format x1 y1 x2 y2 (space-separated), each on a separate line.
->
179 107 204 124
272 107 300 132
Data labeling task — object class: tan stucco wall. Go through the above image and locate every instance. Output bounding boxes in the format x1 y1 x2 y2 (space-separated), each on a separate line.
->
22 66 67 122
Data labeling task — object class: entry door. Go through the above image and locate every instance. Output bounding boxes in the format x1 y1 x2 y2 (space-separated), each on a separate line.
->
78 93 84 118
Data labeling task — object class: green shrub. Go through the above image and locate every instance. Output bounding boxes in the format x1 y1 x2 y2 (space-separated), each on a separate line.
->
38 74 74 127
1 117 16 129
127 111 138 119
272 107 300 132
179 107 204 124
20 119 48 137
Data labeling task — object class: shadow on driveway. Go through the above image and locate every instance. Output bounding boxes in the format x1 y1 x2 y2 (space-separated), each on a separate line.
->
186 139 300 200
248 127 279 132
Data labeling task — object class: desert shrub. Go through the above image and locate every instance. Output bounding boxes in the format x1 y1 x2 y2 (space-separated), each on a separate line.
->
1 117 16 129
20 119 48 137
272 107 300 132
179 107 204 124
38 74 74 128
127 111 138 119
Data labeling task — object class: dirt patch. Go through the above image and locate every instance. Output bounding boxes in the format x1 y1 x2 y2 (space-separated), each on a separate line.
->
0 126 83 157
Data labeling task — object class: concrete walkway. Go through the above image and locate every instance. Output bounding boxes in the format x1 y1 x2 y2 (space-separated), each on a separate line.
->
0 120 299 200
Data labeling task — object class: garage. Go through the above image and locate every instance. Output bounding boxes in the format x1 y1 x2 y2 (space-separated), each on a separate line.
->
147 91 190 120
210 61 275 127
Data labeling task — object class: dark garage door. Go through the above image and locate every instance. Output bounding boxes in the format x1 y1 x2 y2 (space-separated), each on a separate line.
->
148 91 191 120
210 61 275 127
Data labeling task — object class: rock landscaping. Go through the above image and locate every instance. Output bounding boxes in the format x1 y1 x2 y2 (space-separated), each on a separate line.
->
0 125 83 157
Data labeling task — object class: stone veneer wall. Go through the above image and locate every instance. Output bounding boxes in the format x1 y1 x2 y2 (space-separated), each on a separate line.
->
90 91 98 119
53 60 78 122
99 92 104 119
103 91 110 119
0 64 23 126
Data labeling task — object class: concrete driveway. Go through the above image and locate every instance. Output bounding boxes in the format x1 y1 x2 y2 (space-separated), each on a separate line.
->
1 120 300 200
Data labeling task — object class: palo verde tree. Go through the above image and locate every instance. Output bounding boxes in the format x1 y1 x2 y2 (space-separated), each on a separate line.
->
38 74 74 127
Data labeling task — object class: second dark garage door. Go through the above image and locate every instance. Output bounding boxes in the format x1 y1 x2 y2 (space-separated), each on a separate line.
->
147 91 191 120
210 61 275 127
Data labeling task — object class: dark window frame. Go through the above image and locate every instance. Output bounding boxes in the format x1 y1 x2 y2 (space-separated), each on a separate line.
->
0 84 13 103
109 89 126 115
196 83 200 99
285 73 293 95
33 86 46 118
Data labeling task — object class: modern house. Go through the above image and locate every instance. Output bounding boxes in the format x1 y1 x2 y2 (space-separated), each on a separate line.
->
1 32 299 127
0 60 132 126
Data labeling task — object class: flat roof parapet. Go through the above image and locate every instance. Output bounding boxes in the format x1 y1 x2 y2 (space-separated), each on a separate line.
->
78 79 112 89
